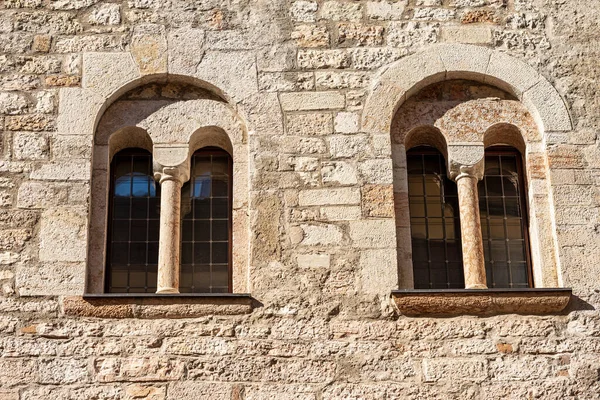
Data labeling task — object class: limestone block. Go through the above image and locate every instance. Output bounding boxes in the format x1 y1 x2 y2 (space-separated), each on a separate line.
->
5 114 54 132
167 382 232 400
315 71 370 90
437 43 491 80
286 113 333 136
38 358 88 384
321 161 358 185
124 385 166 400
258 72 315 92
241 92 283 135
359 249 399 294
12 132 48 160
348 219 396 248
299 188 360 206
292 25 330 48
280 91 345 111
337 23 385 47
440 25 493 45
320 206 362 221
422 358 488 383
30 160 91 181
0 92 30 115
350 47 405 70
167 27 205 76
358 159 393 184
34 90 56 114
362 184 395 218
17 181 68 208
0 359 38 387
290 1 318 22
328 134 371 159
334 111 359 133
298 49 351 69
297 254 331 268
195 51 258 102
130 24 168 75
88 4 121 25
361 82 405 134
486 50 541 97
16 263 85 296
82 53 140 98
94 357 186 382
522 79 573 132
319 1 363 22
366 1 406 20
39 207 87 262
56 88 102 136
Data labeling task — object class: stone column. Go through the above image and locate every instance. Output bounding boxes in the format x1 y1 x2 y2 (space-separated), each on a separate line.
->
448 144 487 289
153 146 190 294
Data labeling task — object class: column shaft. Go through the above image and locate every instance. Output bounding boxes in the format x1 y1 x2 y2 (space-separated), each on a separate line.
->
156 178 182 294
456 175 487 289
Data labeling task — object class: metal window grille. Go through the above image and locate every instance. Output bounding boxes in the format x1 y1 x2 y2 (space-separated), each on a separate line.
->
180 147 232 293
479 147 533 288
407 147 465 289
106 148 160 293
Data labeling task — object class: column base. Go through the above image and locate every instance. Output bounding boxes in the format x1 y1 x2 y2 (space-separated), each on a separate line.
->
156 287 180 294
466 283 488 289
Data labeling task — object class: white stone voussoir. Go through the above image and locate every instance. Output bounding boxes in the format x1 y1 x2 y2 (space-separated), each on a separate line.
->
362 44 573 135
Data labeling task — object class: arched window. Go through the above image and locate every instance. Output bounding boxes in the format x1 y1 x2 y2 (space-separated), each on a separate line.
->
407 146 464 289
180 147 232 293
479 146 532 288
106 148 160 293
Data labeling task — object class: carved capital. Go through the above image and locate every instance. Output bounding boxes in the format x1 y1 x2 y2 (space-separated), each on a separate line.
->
152 144 190 185
447 143 485 181
153 163 190 185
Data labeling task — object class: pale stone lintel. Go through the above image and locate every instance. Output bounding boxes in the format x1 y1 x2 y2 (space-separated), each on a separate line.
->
391 288 572 316
57 87 103 136
447 143 485 181
63 295 253 319
440 25 493 46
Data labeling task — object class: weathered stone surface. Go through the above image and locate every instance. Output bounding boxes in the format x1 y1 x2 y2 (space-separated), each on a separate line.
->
0 2 597 398
39 207 87 262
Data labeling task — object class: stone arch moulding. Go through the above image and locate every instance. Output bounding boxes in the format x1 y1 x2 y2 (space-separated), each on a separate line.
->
74 51 253 294
361 43 573 136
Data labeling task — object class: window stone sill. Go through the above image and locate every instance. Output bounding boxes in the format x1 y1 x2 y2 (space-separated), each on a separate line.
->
391 288 572 316
63 294 253 319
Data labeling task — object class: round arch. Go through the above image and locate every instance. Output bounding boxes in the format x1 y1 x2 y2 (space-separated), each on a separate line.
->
362 44 572 135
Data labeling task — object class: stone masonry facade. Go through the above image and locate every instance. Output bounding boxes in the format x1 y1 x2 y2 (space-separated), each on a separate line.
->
0 0 599 399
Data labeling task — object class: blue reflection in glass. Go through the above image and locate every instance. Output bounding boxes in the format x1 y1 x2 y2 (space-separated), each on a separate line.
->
114 173 156 197
192 173 211 199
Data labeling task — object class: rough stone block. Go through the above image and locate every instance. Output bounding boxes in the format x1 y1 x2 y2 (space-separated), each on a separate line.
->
167 27 205 76
131 24 168 75
16 263 85 296
349 219 396 248
82 52 140 98
39 207 87 262
12 132 49 160
30 160 91 181
321 161 358 185
441 25 493 44
320 205 362 221
280 91 345 111
359 248 398 294
196 51 258 102
286 113 333 136
297 254 331 268
56 87 103 136
299 187 360 206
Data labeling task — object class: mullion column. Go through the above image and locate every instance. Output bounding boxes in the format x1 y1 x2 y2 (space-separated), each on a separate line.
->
448 144 487 289
153 149 191 294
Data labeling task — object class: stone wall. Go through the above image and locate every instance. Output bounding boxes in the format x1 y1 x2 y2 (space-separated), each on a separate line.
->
0 0 599 398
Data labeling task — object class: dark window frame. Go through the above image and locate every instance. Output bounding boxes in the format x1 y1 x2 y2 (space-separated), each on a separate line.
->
180 147 233 293
105 148 160 293
407 146 465 289
480 146 534 288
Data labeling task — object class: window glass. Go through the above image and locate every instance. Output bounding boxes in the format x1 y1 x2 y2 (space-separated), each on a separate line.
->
479 148 531 288
180 148 232 293
407 147 464 289
106 149 159 293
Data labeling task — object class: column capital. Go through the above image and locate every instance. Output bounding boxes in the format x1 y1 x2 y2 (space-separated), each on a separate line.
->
153 163 190 185
447 143 485 182
152 144 190 184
